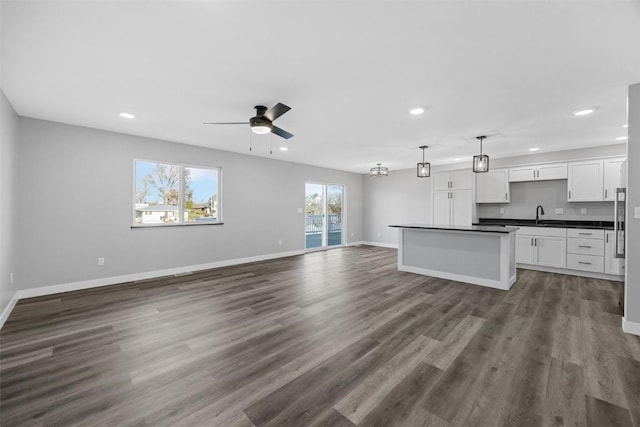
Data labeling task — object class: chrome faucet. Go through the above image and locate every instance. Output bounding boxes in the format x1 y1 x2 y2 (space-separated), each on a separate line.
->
536 205 545 224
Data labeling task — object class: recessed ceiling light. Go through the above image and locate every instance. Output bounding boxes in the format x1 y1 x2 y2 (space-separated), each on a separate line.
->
453 157 462 161
409 107 425 115
623 124 628 128
279 146 289 151
529 147 540 152
573 109 594 116
119 112 135 119
616 136 628 141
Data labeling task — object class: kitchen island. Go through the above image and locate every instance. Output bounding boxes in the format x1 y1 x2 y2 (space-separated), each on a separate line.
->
389 224 519 290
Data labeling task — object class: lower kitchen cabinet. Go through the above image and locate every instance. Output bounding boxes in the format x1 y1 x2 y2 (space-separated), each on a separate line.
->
604 230 625 275
515 227 566 268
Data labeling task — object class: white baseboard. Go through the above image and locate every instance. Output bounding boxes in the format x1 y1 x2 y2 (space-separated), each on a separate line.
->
1 249 305 329
358 241 399 249
0 291 20 330
517 263 624 282
622 317 640 336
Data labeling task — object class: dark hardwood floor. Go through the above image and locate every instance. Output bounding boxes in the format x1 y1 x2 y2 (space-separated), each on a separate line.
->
1 246 639 426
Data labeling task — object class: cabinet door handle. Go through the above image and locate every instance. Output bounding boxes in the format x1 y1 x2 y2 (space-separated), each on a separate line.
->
605 189 608 198
531 238 533 246
534 238 537 246
533 170 536 179
578 233 592 236
578 261 592 265
505 192 508 201
578 245 592 248
606 234 609 243
569 190 572 199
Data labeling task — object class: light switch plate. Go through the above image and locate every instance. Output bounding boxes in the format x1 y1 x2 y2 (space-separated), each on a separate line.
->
635 206 640 219
499 208 505 214
555 208 563 215
580 208 587 215
297 207 303 214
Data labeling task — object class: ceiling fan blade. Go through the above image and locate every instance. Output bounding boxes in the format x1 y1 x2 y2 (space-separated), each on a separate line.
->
203 122 249 125
263 103 291 122
271 125 294 139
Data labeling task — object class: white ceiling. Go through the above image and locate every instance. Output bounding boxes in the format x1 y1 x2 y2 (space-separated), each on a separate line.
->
2 1 639 173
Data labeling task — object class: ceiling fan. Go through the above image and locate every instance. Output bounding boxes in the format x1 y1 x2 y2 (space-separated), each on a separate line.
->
204 103 294 139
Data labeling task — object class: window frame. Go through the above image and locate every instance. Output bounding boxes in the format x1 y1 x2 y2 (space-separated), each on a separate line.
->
132 159 223 228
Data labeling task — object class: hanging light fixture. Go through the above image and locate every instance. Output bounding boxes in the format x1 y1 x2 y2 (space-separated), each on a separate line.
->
417 145 430 178
473 135 489 173
370 163 389 177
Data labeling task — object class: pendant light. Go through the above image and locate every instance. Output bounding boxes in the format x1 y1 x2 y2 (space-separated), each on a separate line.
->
370 163 389 177
473 135 489 173
417 146 430 178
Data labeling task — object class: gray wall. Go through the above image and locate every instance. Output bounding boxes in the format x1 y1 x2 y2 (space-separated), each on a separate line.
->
478 180 614 221
16 118 363 290
363 168 431 246
0 90 19 314
363 144 626 245
626 83 639 324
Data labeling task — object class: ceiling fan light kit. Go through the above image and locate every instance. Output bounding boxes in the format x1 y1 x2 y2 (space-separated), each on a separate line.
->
473 135 489 173
204 103 294 139
370 163 389 177
417 145 430 178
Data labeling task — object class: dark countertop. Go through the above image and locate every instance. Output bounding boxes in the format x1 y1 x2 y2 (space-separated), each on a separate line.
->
389 224 519 234
476 218 614 230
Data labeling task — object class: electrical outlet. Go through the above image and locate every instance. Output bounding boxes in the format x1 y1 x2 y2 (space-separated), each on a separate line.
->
10 272 14 284
351 232 354 237
97 257 105 266
499 208 504 214
297 207 303 214
635 206 640 219
377 232 381 237
555 208 563 215
580 208 587 215
278 239 282 245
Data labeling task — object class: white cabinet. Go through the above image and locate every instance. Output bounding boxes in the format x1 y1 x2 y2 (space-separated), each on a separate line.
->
515 236 535 264
476 169 510 203
567 160 603 202
509 163 567 182
451 190 473 226
432 170 473 227
432 170 472 191
566 228 605 273
515 227 567 268
604 230 625 275
603 157 626 201
432 190 472 227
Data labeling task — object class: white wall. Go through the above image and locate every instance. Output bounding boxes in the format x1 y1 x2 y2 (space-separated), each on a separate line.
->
16 118 364 291
625 83 640 329
363 144 626 245
0 90 19 317
363 168 431 246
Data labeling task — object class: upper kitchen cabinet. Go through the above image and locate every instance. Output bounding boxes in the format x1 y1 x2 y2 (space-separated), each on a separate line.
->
509 163 567 182
603 157 626 201
432 170 473 191
567 160 603 202
476 169 510 203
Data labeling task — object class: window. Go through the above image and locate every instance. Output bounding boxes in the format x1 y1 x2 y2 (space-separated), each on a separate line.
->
133 160 221 226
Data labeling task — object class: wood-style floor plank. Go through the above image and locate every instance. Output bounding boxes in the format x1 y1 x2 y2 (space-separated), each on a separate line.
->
1 246 638 426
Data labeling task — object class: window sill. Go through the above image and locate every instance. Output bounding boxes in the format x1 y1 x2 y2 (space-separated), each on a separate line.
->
131 222 224 229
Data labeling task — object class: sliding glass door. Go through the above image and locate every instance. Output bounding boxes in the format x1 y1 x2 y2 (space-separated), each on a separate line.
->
305 183 344 250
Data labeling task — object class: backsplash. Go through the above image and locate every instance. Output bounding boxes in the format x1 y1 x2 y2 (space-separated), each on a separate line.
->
477 180 614 221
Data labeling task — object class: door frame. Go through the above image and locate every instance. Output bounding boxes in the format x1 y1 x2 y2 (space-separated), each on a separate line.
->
304 181 346 252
